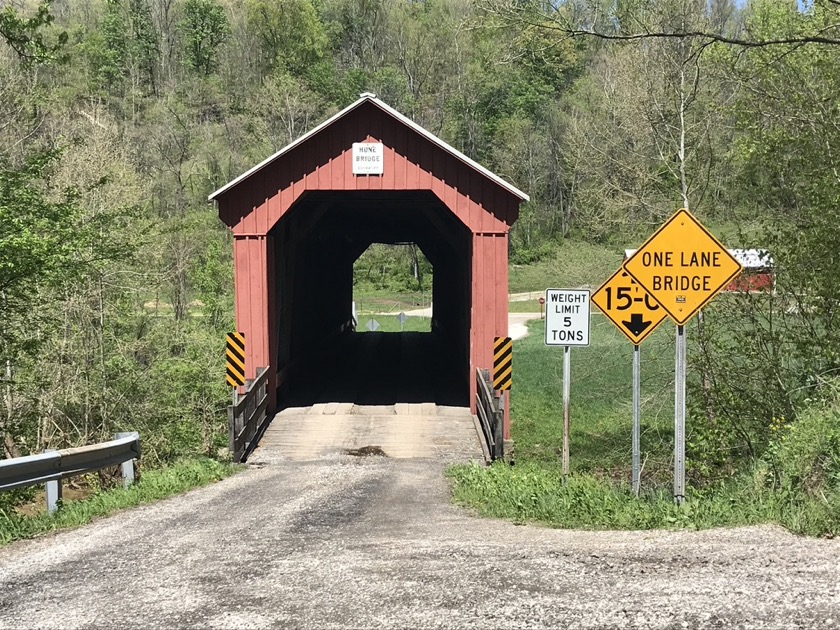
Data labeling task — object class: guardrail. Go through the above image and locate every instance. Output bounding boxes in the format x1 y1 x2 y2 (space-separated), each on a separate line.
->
0 432 141 514
229 366 269 463
476 369 504 461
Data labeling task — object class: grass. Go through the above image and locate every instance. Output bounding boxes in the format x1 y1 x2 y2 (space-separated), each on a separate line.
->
449 314 840 536
510 240 624 293
353 287 431 313
356 315 431 333
363 237 838 536
507 316 676 476
0 458 241 545
508 299 544 313
447 461 839 535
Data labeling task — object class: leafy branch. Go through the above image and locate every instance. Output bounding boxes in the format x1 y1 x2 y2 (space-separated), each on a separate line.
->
0 1 67 64
478 0 840 48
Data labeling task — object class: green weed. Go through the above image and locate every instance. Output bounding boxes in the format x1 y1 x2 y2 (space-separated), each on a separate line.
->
0 458 241 545
450 315 840 537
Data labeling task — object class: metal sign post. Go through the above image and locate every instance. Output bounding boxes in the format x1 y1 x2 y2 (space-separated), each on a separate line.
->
593 268 666 496
544 289 590 479
632 344 641 496
674 325 686 504
624 208 743 504
493 337 513 462
563 345 571 478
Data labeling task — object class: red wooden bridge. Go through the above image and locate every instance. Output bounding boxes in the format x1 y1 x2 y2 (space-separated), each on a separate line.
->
210 93 527 460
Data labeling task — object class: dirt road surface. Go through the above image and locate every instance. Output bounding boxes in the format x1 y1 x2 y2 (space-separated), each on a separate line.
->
1 453 838 629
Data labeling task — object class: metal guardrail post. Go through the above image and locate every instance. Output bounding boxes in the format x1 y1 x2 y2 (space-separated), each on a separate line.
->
227 367 270 463
115 432 139 488
476 368 507 462
45 449 61 515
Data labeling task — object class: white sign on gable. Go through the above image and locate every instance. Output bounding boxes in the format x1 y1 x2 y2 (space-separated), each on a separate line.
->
352 142 384 175
545 289 591 346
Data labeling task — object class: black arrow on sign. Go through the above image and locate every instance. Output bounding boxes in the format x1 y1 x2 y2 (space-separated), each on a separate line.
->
623 313 652 337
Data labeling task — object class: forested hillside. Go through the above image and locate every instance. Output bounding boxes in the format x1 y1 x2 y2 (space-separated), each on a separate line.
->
1 0 839 508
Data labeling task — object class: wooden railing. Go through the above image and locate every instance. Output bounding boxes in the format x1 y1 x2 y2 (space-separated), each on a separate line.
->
229 367 269 463
476 368 504 461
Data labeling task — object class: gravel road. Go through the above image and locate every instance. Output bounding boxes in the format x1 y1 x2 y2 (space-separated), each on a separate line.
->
1 453 838 629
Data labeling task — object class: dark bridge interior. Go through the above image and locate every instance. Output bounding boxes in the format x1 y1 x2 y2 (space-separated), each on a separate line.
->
274 191 471 408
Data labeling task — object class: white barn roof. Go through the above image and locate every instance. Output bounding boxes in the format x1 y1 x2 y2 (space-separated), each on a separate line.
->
624 248 773 269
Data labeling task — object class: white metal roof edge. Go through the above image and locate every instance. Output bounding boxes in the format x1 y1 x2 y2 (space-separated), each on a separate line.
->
366 97 529 202
208 97 369 201
208 94 530 202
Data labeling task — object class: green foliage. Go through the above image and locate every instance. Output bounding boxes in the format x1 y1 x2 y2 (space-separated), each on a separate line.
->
760 386 840 500
448 461 839 536
0 0 838 540
0 150 83 347
449 462 741 531
508 240 623 293
88 0 128 91
0 486 36 514
686 0 840 483
0 1 67 64
0 458 241 545
353 244 432 294
505 317 675 480
81 0 159 94
246 0 329 76
179 0 230 76
448 321 840 537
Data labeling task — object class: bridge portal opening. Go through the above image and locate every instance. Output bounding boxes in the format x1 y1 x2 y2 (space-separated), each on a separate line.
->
275 191 471 409
353 243 432 333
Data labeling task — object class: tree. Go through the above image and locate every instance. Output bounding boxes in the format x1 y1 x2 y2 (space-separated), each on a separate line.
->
690 0 840 458
0 1 67 64
478 0 840 48
246 0 329 78
179 0 229 76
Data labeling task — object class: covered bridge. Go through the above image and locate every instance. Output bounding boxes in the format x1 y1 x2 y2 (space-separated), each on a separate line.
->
210 93 527 440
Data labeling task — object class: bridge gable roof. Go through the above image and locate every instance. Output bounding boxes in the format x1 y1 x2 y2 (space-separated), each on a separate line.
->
209 94 529 205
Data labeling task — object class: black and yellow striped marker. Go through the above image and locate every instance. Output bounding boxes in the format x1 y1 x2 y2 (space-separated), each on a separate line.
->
226 332 246 388
493 336 512 391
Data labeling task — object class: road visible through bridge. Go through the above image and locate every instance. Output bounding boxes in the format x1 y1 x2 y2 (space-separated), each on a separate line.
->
0 449 838 628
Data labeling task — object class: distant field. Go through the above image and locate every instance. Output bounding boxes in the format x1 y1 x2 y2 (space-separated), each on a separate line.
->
509 315 677 480
510 241 625 293
355 314 431 333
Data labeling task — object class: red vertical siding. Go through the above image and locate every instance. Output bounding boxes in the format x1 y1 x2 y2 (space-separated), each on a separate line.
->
234 236 270 384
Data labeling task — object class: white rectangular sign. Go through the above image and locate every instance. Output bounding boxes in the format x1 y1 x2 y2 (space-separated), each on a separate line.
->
352 142 384 175
545 289 591 346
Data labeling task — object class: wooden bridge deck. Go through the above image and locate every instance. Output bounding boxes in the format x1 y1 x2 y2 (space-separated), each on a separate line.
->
253 403 484 462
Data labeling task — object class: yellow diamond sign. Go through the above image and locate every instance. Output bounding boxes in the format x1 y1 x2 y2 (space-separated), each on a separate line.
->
623 209 742 325
592 267 668 345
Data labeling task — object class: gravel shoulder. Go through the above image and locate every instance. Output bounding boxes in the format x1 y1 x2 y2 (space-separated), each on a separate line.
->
0 455 838 629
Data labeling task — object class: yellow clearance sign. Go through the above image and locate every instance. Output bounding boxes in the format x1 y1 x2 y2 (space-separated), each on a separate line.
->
592 267 668 345
623 209 742 325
